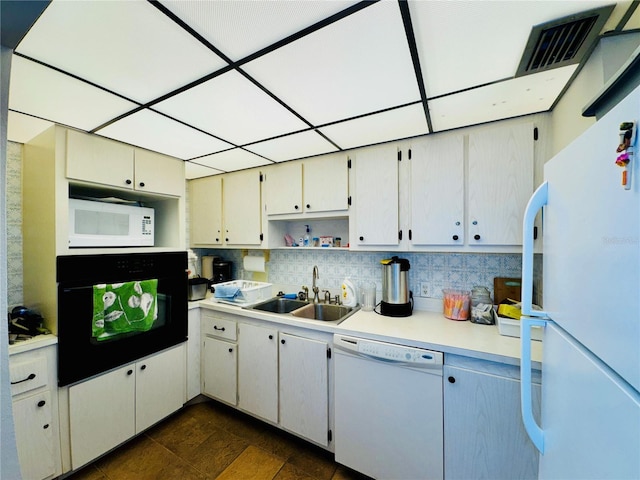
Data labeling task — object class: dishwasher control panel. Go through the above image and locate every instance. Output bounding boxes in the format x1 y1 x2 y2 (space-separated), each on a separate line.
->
334 334 443 366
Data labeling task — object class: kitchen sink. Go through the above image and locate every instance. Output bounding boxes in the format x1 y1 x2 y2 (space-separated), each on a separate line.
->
247 297 359 324
290 303 358 323
249 297 309 314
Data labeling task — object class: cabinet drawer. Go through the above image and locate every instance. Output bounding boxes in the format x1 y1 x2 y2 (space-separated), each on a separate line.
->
10 356 48 396
202 314 236 341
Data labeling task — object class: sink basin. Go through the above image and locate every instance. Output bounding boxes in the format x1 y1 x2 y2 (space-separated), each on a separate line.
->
290 303 358 323
249 297 309 314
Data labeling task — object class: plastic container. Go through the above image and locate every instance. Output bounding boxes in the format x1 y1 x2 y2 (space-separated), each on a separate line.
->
360 282 376 311
214 280 272 305
442 289 470 320
342 278 358 307
470 286 494 324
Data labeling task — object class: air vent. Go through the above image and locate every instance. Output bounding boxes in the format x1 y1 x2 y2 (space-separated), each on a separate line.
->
516 5 615 77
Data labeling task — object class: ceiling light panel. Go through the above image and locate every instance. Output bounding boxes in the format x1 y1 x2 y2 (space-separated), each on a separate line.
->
97 110 232 160
242 1 420 126
409 0 615 98
15 0 226 103
429 65 578 132
185 162 224 180
154 70 309 146
319 104 429 150
246 131 337 163
160 0 358 61
9 56 138 131
194 149 272 173
7 111 53 144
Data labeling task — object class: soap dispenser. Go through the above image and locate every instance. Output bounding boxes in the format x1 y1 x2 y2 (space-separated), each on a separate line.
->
303 225 311 247
342 277 358 307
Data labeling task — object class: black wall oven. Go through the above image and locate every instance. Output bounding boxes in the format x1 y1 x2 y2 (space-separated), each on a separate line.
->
57 251 187 387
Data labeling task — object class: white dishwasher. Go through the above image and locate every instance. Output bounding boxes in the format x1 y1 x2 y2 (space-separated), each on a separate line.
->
334 334 443 480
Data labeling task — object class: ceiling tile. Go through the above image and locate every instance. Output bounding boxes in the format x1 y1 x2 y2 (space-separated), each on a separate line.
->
15 0 226 103
161 0 358 61
185 162 224 180
429 65 578 132
242 1 420 125
9 56 138 131
319 104 429 150
194 148 272 173
97 109 233 160
410 0 617 98
246 131 337 163
7 111 53 144
154 70 309 146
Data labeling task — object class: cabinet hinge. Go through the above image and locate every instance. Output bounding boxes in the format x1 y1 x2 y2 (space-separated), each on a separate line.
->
327 348 331 359
533 226 538 240
399 230 403 241
397 151 402 161
260 233 264 241
348 196 352 206
347 158 352 169
408 149 412 160
533 127 539 141
328 429 333 442
260 173 264 182
409 229 412 241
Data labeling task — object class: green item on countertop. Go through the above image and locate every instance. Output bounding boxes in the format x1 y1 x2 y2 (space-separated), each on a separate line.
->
93 279 158 341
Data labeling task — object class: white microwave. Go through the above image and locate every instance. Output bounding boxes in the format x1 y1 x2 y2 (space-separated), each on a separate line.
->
68 198 154 247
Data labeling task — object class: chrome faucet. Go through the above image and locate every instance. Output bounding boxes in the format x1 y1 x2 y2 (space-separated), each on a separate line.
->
312 265 320 303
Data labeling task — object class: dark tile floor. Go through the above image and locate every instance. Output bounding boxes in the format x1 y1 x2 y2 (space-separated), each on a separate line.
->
66 399 371 480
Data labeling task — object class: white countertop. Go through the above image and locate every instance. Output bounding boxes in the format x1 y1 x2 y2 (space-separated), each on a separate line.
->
197 299 543 368
8 334 58 355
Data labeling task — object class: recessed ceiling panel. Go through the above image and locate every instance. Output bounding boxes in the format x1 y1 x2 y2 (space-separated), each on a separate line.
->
193 149 272 173
97 110 232 160
429 65 578 132
410 0 615 98
185 162 224 180
9 56 138 131
319 104 429 150
242 1 420 126
7 111 53 144
155 70 309 146
161 0 358 61
15 0 226 103
246 131 337 163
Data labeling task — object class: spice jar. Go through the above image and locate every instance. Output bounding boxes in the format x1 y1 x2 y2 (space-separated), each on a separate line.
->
470 286 494 324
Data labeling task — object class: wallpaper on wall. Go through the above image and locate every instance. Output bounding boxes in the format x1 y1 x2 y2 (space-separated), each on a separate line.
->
6 141 22 308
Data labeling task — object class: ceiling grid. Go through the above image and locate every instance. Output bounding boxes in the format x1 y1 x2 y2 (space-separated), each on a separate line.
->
7 0 633 178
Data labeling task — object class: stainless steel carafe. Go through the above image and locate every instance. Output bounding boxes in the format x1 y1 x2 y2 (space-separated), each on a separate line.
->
380 256 413 317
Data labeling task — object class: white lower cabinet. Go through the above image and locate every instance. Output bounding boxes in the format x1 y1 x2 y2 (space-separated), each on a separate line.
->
9 341 61 480
443 356 541 480
203 336 237 405
68 344 186 470
279 333 329 447
238 323 279 423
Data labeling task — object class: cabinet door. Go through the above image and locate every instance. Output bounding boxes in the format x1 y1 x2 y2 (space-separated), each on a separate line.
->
279 333 329 446
134 149 185 197
135 344 186 433
223 170 262 245
468 123 533 245
13 391 55 480
443 365 541 480
303 155 348 213
203 337 238 406
352 145 399 246
411 135 464 245
264 162 303 215
189 176 223 246
238 323 278 423
66 129 135 189
69 365 135 470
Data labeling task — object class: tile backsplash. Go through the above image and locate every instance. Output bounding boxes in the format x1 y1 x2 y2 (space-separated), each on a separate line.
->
6 141 23 308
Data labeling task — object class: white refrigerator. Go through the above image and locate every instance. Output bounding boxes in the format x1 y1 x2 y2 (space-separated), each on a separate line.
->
520 83 640 479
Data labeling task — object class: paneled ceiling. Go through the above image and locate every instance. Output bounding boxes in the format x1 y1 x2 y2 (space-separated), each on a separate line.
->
7 0 638 179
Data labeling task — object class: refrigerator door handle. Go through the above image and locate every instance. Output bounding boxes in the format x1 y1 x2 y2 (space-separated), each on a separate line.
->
522 181 549 317
521 316 546 453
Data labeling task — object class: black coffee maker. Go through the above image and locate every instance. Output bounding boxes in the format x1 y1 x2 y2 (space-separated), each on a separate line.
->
211 259 233 284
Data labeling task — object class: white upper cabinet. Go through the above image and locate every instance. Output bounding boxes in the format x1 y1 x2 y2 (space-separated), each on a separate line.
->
264 155 349 217
468 123 533 246
66 129 185 197
410 135 465 246
189 175 223 246
223 169 263 246
350 144 400 247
